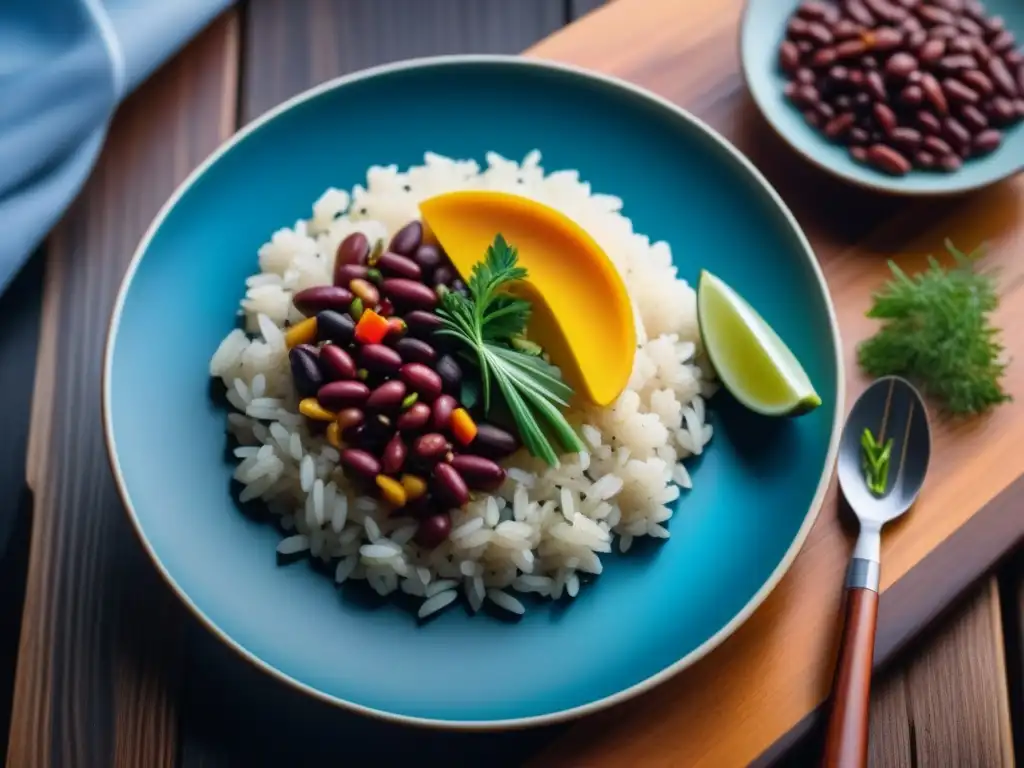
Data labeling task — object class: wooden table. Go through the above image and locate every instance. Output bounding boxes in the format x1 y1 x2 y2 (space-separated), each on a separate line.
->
5 1 1022 766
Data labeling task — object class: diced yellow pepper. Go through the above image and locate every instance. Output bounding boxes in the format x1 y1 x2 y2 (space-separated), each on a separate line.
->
299 398 336 421
285 316 317 348
376 475 407 508
326 422 342 449
451 408 477 445
400 474 427 501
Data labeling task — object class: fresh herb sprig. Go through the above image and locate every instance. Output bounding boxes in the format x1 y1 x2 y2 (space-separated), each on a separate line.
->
860 427 892 496
858 240 1010 416
435 235 585 466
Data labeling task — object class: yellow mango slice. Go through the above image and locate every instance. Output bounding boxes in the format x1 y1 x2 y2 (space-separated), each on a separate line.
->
419 191 635 407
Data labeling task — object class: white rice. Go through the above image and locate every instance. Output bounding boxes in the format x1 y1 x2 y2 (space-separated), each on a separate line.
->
210 150 715 618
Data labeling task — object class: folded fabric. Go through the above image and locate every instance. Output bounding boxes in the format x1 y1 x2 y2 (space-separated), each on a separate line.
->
0 0 232 294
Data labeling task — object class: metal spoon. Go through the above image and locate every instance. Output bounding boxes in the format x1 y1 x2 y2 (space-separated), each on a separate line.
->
822 376 932 768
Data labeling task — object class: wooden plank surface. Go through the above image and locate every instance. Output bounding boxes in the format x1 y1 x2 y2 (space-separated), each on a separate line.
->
525 1 1024 765
4 14 240 767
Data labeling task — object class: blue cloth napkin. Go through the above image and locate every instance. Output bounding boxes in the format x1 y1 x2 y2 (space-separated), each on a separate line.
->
0 0 231 293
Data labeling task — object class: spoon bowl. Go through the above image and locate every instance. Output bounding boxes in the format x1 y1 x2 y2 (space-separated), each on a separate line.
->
837 376 932 527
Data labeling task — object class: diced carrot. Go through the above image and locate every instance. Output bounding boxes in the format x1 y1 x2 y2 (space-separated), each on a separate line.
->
354 308 389 344
451 408 477 446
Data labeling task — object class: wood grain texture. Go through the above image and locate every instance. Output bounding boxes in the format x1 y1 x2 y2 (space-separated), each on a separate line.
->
823 588 879 768
242 0 565 120
1003 550 1024 762
527 1 1024 765
5 13 239 768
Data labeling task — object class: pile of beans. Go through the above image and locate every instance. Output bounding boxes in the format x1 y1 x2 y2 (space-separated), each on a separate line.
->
284 222 519 549
778 0 1024 176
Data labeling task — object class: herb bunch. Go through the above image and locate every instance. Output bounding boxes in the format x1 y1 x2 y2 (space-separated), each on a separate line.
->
435 235 585 466
858 240 1010 416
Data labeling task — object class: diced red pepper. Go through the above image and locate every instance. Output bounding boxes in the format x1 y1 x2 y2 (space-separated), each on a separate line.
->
354 308 389 344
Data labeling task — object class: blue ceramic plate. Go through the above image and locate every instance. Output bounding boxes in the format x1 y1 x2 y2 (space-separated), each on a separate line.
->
104 56 842 728
741 0 1024 195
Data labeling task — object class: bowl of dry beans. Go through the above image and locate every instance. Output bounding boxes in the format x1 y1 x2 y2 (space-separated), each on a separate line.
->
741 0 1024 194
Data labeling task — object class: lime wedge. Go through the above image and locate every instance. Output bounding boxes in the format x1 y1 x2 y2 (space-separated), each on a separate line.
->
697 270 821 417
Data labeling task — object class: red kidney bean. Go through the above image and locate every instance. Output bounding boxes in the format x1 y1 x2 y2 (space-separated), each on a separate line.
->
432 264 457 287
431 394 457 432
949 36 977 54
316 310 355 344
359 344 403 374
923 134 955 155
865 0 905 22
796 67 816 84
1016 99 1024 117
449 455 507 492
432 463 469 508
962 69 995 94
388 221 423 256
400 363 443 402
988 96 1017 123
942 77 980 102
415 513 451 549
807 22 834 45
989 30 1015 53
337 408 364 430
874 27 905 50
797 0 832 20
397 402 431 432
824 113 856 139
849 126 871 144
816 101 836 120
850 145 869 163
404 310 443 338
920 72 950 113
381 434 407 475
916 109 943 133
366 380 407 411
938 153 963 171
340 449 380 479
929 24 961 41
788 16 810 39
469 424 519 460
873 103 898 133
845 0 876 26
901 84 925 105
797 40 814 54
917 6 955 26
319 344 357 381
939 54 978 70
413 433 449 462
292 285 354 316
834 19 863 40
943 117 973 147
334 264 369 287
435 355 463 394
914 150 937 168
891 127 923 150
335 233 370 269
394 337 437 365
973 128 1003 153
866 144 913 174
1009 51 1024 67
376 251 422 281
919 38 947 62
833 40 865 61
958 16 985 37
1018 64 1024 93
959 103 989 129
886 52 919 78
318 380 370 410
864 71 888 100
289 345 323 398
413 244 444 274
987 58 1018 96
380 278 439 311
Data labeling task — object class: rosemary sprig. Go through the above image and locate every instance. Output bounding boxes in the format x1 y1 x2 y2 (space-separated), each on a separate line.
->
435 235 585 466
861 427 893 496
858 240 1010 416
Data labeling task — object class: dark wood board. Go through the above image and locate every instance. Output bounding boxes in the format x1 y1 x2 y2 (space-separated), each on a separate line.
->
242 0 565 120
4 14 240 767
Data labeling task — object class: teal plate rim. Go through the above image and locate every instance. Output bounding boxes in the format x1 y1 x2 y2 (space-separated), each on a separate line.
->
101 54 846 730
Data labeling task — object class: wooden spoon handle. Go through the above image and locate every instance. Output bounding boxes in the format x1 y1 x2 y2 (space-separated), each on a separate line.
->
821 586 879 768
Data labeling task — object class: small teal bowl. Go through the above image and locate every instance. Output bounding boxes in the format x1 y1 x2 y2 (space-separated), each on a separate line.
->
103 56 843 728
741 0 1024 195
